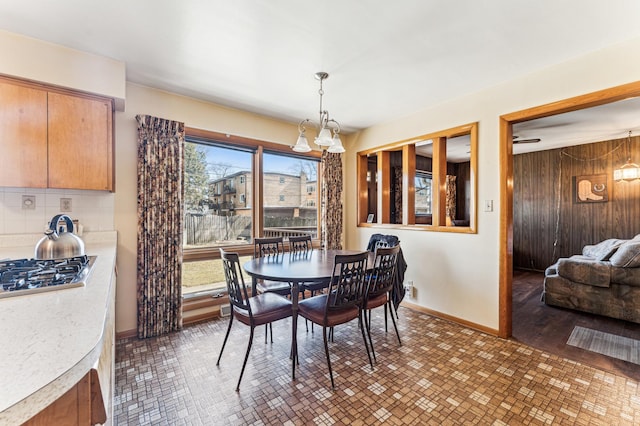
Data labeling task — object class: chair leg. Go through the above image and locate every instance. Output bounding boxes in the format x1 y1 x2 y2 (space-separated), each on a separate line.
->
363 308 377 364
216 312 234 366
388 300 402 345
322 325 335 389
236 325 255 391
358 311 374 369
384 304 388 333
270 323 273 343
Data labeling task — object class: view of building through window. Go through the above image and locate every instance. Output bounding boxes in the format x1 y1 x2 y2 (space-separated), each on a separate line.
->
182 141 319 295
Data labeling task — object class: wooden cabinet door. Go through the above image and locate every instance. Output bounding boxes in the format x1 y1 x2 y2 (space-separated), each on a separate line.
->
48 92 113 191
0 80 48 187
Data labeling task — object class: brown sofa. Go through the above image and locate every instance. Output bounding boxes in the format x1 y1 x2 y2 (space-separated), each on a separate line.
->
542 236 640 323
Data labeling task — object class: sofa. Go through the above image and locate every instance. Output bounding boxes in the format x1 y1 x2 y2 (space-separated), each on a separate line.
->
542 235 640 323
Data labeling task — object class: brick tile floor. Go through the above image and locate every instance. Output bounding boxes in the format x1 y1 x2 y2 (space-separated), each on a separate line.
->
114 307 640 425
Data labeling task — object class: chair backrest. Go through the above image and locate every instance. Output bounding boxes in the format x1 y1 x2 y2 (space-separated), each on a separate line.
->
366 233 400 252
220 248 250 312
326 251 369 311
288 235 312 254
367 245 400 298
254 237 284 258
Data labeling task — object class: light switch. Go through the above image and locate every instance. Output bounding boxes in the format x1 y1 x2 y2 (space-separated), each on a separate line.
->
484 200 493 212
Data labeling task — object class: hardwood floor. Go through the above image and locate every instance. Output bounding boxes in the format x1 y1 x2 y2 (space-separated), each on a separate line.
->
511 269 640 381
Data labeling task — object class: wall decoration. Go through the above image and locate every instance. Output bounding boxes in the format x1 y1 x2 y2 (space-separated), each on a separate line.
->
575 174 608 203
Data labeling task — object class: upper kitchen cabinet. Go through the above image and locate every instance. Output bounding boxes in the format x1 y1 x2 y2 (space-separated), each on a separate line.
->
0 80 48 188
48 92 113 191
0 76 115 191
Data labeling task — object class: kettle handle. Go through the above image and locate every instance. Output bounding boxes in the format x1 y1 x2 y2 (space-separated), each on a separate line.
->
49 214 74 233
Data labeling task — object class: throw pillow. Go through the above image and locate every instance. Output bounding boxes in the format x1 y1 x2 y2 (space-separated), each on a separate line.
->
610 241 640 268
582 238 626 261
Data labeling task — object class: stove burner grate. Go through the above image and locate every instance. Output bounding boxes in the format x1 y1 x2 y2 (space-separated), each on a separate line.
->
0 255 96 298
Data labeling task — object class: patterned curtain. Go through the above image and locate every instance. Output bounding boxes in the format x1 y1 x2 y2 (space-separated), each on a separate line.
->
136 115 185 338
446 175 457 220
394 167 403 224
321 150 343 249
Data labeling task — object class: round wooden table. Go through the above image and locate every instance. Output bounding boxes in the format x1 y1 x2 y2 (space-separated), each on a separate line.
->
243 249 371 379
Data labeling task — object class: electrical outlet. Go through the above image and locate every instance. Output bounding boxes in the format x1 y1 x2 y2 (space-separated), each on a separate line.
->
411 286 417 298
22 195 36 210
60 198 72 212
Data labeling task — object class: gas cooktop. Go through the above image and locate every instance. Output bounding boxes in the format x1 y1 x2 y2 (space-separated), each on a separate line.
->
0 255 96 299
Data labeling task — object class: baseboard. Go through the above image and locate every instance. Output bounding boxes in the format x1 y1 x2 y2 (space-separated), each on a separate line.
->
116 329 137 340
400 300 499 336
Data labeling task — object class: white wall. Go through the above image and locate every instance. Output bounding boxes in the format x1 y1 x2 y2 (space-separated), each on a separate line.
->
114 83 300 333
0 188 114 234
344 36 640 330
0 30 126 110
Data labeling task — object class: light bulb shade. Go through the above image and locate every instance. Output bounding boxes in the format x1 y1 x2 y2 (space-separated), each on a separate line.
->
315 127 333 146
614 160 640 181
327 134 345 153
293 133 311 152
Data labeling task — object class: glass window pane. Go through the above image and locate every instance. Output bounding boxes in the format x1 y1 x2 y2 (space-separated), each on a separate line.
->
262 153 318 239
183 141 253 295
182 256 251 293
415 172 432 215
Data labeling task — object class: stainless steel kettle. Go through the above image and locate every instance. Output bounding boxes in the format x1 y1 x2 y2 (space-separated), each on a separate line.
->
35 214 86 260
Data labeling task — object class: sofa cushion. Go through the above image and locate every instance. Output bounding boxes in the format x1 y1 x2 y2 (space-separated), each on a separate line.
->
557 255 610 287
609 241 640 268
582 239 626 261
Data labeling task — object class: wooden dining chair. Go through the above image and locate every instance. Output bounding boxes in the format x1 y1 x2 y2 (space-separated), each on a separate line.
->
364 245 401 362
254 237 292 342
216 248 293 391
297 251 374 388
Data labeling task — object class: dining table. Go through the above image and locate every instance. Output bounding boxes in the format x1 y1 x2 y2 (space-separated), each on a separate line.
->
243 248 374 379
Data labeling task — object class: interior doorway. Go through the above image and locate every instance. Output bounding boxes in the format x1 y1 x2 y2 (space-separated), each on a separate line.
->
498 80 640 338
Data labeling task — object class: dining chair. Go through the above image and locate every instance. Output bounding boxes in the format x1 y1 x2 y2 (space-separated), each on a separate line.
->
297 251 374 388
216 248 293 391
289 235 330 298
364 245 402 362
253 237 292 342
288 235 328 332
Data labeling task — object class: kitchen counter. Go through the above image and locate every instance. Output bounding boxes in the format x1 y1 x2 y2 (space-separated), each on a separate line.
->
0 231 117 425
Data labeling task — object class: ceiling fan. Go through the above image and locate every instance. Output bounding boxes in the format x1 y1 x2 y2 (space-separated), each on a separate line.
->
513 135 541 144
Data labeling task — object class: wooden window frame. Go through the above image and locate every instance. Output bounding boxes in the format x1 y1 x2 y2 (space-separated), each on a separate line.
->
357 122 478 234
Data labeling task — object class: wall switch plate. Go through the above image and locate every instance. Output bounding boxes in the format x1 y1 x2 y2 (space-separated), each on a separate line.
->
60 198 72 212
484 199 493 212
22 195 36 210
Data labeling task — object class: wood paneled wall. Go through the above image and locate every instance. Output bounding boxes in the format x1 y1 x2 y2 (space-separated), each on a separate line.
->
513 136 640 271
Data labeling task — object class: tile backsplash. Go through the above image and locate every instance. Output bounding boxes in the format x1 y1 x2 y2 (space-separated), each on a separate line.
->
0 187 115 235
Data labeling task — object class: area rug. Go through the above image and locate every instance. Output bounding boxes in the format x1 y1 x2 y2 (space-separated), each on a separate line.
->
567 326 640 365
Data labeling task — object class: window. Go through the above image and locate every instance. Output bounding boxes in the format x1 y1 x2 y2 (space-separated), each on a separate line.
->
415 171 432 215
357 122 477 232
182 140 253 294
262 152 319 239
182 130 321 296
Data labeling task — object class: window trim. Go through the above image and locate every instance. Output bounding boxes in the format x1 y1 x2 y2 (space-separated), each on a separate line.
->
357 122 477 233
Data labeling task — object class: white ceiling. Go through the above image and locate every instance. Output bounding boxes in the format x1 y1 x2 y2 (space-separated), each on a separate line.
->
1 0 640 147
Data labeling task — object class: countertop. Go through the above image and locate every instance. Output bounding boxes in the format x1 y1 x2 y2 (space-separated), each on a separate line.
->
0 231 117 424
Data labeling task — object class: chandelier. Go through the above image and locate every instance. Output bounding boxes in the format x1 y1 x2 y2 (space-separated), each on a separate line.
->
614 131 640 181
292 72 345 154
